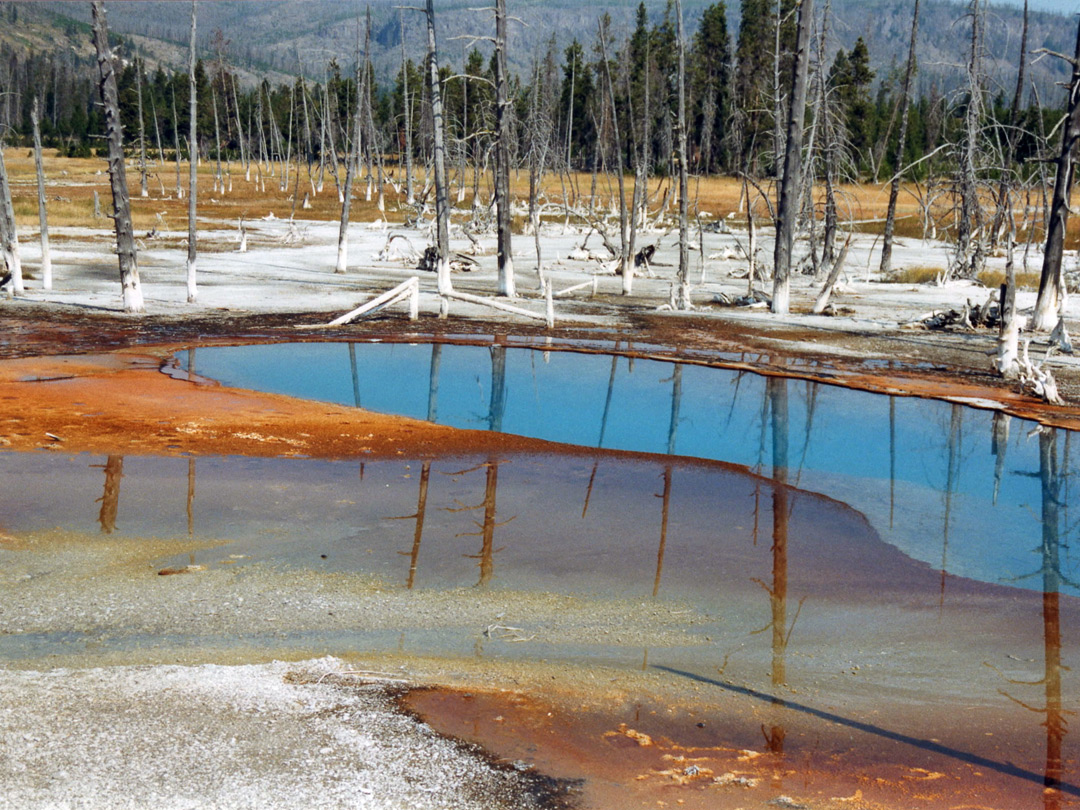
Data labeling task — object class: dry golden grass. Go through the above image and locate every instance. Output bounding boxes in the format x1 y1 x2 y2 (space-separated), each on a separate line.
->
976 268 1042 291
4 148 1078 253
887 265 948 285
886 264 1042 290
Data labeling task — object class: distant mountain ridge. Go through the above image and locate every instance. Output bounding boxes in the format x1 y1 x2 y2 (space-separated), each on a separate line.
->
12 0 1075 104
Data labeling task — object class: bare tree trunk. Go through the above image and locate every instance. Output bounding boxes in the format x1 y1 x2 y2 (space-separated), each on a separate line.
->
0 141 23 294
361 8 384 214
297 60 314 197
598 17 628 279
952 0 984 280
426 0 452 295
282 84 294 193
211 84 223 194
172 87 183 199
995 197 1020 377
400 10 415 205
880 0 920 276
91 0 144 313
323 81 341 200
989 0 1027 251
1030 18 1080 332
136 57 148 198
494 0 515 297
187 0 198 302
232 73 249 182
458 45 469 204
674 0 691 309
31 97 51 290
336 18 364 275
771 0 813 314
772 0 785 186
150 91 164 177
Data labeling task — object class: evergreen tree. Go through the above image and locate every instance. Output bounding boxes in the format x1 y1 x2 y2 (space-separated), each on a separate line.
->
559 39 595 167
690 2 732 173
734 0 774 172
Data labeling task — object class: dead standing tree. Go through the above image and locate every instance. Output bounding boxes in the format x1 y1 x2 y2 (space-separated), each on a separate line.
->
395 0 452 294
424 0 452 296
493 0 515 298
771 0 813 315
186 0 198 302
951 0 987 280
91 1 144 313
456 2 515 295
336 17 365 275
31 97 51 290
0 138 22 294
597 16 629 280
879 0 920 276
674 0 691 310
1029 18 1080 335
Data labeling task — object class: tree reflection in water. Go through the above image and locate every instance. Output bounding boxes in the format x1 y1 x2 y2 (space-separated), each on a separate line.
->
93 455 124 534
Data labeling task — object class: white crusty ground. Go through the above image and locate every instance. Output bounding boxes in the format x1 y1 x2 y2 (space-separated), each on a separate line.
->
0 657 556 810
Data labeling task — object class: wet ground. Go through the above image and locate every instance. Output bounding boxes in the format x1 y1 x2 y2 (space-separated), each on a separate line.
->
2 306 1079 810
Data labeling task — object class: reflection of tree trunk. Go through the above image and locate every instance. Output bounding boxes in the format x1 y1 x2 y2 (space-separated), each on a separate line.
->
769 377 789 689
348 343 361 408
1039 429 1065 806
477 462 499 588
427 343 442 423
760 377 790 754
405 461 431 589
583 355 620 518
598 355 618 449
186 457 195 538
667 365 683 456
889 398 896 528
97 455 124 534
452 460 511 589
941 405 962 603
653 466 672 598
652 366 684 597
991 411 1010 505
488 344 507 432
794 381 817 486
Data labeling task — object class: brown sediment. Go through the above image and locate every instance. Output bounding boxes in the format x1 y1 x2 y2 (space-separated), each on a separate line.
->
0 349 598 459
1 309 1078 810
404 685 1034 810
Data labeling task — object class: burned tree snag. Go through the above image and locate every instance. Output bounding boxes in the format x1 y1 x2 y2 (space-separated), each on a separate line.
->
399 9 415 206
674 0 691 310
1030 17 1080 333
136 57 148 198
494 0 515 298
598 15 629 282
880 0 920 276
771 0 812 314
91 1 144 313
187 0 198 302
31 97 51 291
426 0 452 295
0 142 22 295
336 18 363 275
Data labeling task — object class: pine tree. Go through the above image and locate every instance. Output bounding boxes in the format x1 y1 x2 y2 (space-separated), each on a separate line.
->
690 2 732 173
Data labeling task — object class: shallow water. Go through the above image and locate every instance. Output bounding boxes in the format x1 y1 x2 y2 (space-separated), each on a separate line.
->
2 340 1078 806
179 340 1080 596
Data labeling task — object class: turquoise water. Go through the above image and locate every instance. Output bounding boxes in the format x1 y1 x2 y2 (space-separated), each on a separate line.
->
177 341 1079 596
1 339 1076 804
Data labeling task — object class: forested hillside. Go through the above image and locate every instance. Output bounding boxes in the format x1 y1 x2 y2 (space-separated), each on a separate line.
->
0 0 1071 183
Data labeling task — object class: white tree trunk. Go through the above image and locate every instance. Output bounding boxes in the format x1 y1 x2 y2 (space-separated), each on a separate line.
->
31 97 51 290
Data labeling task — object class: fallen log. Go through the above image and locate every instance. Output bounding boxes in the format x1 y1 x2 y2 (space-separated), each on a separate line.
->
441 289 554 328
298 277 420 328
